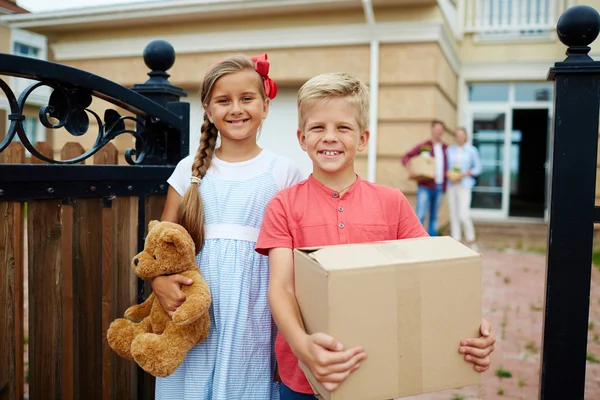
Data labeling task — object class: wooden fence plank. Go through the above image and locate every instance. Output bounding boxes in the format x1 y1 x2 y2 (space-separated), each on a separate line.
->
73 196 103 399
0 143 25 400
0 201 15 400
61 200 74 400
112 196 139 400
61 142 85 165
28 142 62 399
27 199 63 399
102 200 114 400
61 142 103 400
137 195 167 400
97 144 118 400
94 143 119 166
32 142 53 165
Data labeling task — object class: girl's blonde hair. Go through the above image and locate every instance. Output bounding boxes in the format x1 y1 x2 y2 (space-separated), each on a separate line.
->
178 55 268 253
297 72 369 132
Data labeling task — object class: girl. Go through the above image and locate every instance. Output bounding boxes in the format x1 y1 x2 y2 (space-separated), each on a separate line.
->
152 54 304 399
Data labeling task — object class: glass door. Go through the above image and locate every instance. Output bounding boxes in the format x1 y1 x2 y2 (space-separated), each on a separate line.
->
467 108 511 220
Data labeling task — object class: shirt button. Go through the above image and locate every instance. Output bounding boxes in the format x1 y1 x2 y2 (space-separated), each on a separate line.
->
338 207 343 212
333 192 339 198
339 223 344 229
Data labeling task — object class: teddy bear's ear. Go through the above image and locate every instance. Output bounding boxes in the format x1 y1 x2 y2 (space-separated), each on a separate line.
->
148 220 159 232
159 228 187 252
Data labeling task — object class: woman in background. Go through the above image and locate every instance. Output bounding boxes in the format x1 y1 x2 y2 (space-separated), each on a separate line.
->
446 127 481 249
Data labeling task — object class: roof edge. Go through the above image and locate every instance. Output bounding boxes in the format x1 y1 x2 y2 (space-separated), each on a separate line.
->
1 0 358 28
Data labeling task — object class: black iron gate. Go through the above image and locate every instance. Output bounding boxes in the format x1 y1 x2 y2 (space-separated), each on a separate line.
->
0 40 189 400
542 4 600 400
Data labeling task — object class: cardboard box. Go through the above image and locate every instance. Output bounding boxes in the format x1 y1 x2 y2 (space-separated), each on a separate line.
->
409 154 436 180
294 236 481 400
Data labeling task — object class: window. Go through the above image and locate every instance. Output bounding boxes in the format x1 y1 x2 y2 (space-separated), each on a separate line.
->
13 42 40 58
468 83 509 102
514 83 553 102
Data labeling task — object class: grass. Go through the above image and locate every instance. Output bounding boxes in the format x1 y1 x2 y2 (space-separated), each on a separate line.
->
450 395 465 400
496 367 513 379
497 387 505 395
500 307 509 340
525 341 539 354
518 379 526 388
594 334 600 345
592 249 600 270
587 353 600 363
590 321 595 331
530 303 544 312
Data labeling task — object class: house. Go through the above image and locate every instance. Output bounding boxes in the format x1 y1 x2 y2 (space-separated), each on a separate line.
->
0 0 596 228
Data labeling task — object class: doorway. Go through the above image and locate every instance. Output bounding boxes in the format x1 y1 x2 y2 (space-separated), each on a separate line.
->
508 109 549 218
465 82 553 221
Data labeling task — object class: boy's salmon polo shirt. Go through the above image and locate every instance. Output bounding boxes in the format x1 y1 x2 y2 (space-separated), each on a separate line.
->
256 174 428 394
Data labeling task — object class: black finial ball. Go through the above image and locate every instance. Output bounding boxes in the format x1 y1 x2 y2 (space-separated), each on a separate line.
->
557 5 600 47
143 40 176 72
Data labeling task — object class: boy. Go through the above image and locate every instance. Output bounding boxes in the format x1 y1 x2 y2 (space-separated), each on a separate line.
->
255 73 495 399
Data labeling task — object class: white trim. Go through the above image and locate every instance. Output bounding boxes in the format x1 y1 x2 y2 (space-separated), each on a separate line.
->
437 0 460 40
1 0 361 28
461 61 554 81
436 22 460 73
362 0 378 183
48 20 461 74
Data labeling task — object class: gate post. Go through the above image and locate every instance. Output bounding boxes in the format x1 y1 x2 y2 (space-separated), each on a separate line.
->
541 5 600 399
132 40 190 166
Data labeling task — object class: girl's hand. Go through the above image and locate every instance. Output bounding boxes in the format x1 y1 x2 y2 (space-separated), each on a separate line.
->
151 275 193 317
297 332 367 392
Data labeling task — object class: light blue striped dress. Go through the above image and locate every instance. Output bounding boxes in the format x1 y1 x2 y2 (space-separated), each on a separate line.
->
158 149 304 400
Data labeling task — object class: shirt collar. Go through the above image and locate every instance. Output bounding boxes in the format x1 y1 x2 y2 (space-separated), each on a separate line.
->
308 174 361 199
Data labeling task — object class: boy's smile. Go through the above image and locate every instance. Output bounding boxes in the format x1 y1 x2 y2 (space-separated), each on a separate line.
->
298 97 369 182
318 150 343 159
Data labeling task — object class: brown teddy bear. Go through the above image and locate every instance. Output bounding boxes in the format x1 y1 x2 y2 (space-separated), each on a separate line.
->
107 220 211 377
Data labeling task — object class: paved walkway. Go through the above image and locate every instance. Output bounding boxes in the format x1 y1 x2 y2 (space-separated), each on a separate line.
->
402 249 600 400
21 245 600 399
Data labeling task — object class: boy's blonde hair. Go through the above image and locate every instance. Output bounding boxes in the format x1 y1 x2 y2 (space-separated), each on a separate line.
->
179 55 268 253
297 72 369 132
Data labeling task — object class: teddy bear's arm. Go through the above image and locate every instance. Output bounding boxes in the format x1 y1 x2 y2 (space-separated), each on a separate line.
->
124 292 156 322
171 270 212 326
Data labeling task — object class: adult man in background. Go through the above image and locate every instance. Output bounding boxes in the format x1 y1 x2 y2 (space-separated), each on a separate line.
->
401 120 448 236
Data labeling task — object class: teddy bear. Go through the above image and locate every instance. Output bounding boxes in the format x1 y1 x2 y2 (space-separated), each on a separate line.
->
107 220 211 377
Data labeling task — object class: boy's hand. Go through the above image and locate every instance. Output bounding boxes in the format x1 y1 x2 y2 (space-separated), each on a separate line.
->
459 318 496 372
151 274 193 317
298 332 367 392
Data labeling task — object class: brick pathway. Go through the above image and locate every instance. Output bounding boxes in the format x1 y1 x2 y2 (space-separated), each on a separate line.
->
21 244 600 398
402 249 600 400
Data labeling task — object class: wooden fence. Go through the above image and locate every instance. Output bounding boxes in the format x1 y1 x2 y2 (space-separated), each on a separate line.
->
0 141 163 400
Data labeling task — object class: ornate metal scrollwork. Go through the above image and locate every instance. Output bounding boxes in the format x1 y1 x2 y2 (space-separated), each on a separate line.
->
0 78 150 164
0 40 188 166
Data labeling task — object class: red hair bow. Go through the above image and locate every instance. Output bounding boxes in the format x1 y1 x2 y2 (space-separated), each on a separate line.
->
252 54 278 100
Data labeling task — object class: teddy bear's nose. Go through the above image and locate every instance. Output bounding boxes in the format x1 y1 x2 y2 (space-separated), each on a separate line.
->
134 258 139 266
